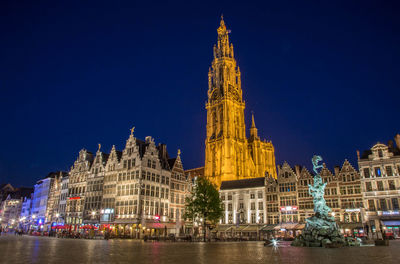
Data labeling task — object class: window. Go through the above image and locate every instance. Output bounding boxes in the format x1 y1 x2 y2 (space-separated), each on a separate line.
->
221 194 225 201
258 202 263 210
228 204 232 211
147 160 151 168
147 172 151 181
388 180 395 190
239 203 244 209
368 200 375 211
386 166 393 176
374 167 381 177
377 181 384 191
365 182 372 192
228 195 232 200
259 213 264 223
378 149 383 158
258 192 263 199
251 213 256 224
251 202 255 210
379 199 387 210
392 198 399 210
250 193 255 199
351 213 358 222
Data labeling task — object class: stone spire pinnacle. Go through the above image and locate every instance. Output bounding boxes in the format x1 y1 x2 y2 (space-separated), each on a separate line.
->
251 112 256 128
250 112 258 139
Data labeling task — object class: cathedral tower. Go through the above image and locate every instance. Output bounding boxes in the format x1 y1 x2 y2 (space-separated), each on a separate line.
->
204 17 277 187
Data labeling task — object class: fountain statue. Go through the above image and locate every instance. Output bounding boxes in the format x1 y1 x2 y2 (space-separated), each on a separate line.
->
292 155 358 247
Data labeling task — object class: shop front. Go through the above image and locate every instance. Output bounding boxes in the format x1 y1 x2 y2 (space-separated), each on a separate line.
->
382 220 400 239
339 222 365 237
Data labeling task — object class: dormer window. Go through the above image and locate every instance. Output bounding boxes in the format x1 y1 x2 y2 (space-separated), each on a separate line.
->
378 149 383 158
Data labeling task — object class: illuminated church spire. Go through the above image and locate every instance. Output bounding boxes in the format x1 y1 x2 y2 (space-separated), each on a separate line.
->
205 17 277 188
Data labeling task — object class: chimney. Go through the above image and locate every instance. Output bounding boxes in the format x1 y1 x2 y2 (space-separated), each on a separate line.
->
294 165 301 177
158 143 168 160
334 166 340 176
394 134 400 150
388 140 394 150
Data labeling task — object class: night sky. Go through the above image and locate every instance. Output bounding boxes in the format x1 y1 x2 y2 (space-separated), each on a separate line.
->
1 1 399 186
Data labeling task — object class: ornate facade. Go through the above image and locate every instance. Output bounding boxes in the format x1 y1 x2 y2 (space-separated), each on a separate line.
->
358 136 400 239
204 17 276 188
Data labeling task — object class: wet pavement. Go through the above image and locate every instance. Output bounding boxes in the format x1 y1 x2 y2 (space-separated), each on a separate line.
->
0 235 399 264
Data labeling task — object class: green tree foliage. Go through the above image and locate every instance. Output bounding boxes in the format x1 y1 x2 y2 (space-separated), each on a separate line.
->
184 177 223 242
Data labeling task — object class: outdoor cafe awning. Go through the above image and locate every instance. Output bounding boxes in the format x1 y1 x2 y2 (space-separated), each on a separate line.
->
215 225 234 232
241 225 260 232
261 225 277 231
274 223 298 230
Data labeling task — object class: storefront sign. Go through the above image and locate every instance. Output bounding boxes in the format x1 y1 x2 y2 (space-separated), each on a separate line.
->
382 211 400 216
69 197 81 200
345 208 360 212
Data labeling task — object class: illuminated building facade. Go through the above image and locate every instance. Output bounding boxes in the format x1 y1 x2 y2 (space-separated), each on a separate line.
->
204 17 277 188
46 171 67 226
66 149 94 228
84 147 108 225
358 136 400 239
218 177 266 239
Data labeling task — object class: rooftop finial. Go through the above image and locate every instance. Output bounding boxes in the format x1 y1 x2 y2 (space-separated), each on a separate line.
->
130 126 135 136
178 149 181 156
98 143 101 151
251 111 256 128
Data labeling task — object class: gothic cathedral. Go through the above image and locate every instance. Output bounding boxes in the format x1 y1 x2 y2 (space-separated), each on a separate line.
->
205 17 277 188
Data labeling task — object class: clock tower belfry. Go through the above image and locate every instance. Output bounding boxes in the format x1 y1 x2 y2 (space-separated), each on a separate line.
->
205 17 277 188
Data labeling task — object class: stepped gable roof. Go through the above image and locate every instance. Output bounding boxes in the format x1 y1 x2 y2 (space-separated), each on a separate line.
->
135 139 149 158
168 158 177 169
220 177 265 190
156 144 171 170
101 152 110 163
116 151 123 161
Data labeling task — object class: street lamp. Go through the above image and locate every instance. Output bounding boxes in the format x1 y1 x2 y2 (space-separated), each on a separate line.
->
91 211 96 216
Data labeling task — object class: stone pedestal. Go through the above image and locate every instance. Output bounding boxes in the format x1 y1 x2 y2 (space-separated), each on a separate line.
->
291 213 355 248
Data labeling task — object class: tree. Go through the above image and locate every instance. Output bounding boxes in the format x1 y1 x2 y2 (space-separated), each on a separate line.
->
183 177 223 242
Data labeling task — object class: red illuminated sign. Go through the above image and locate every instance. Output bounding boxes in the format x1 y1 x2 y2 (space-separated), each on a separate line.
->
280 206 298 211
69 197 81 200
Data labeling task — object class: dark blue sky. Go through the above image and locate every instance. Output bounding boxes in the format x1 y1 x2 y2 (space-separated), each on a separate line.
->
1 0 399 186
